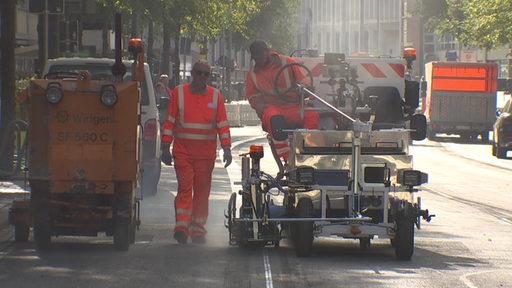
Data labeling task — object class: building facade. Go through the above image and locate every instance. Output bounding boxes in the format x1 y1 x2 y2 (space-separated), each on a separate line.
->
296 0 404 57
296 0 510 80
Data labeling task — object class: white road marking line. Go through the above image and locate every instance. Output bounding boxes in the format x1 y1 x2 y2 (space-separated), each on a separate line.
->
224 136 275 288
263 248 274 288
459 270 493 288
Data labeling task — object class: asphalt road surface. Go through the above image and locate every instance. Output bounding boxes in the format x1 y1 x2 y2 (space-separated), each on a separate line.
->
0 128 511 288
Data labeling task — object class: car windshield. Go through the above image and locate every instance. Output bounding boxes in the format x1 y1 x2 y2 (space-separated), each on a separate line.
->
47 63 149 105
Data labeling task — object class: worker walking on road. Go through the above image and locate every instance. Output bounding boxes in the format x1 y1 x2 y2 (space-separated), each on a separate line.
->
161 60 232 245
246 40 319 160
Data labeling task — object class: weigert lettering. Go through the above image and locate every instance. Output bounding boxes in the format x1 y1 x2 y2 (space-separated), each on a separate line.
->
72 114 114 125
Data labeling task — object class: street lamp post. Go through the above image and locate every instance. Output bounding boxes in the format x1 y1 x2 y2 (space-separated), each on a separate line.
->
43 0 48 69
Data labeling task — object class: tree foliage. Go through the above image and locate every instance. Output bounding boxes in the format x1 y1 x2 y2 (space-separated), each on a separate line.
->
419 0 512 50
245 0 301 54
96 0 299 55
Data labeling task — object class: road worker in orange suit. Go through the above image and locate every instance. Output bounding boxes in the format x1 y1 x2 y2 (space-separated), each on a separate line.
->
246 40 319 160
161 60 232 245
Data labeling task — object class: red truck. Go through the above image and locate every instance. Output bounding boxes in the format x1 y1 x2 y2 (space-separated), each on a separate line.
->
423 61 498 141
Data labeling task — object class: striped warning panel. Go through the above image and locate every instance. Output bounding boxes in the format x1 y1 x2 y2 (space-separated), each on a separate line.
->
359 63 404 78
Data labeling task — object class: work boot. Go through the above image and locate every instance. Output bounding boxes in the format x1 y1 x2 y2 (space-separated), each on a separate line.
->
191 236 206 245
173 230 188 244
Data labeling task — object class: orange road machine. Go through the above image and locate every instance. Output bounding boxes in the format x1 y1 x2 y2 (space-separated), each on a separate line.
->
9 14 144 250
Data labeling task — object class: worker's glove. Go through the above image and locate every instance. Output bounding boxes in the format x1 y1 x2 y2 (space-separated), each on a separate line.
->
161 143 172 166
223 147 232 168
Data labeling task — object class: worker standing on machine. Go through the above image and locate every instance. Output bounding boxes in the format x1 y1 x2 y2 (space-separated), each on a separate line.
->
161 60 232 245
246 40 319 160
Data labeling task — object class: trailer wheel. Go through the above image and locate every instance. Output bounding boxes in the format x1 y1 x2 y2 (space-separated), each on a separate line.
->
426 128 436 140
496 145 507 159
32 194 51 250
14 224 30 242
395 214 415 260
295 197 314 257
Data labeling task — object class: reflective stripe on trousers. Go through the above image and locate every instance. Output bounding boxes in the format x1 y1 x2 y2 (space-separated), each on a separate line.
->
173 155 215 237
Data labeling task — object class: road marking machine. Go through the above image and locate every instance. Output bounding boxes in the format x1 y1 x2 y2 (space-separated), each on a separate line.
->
226 49 434 260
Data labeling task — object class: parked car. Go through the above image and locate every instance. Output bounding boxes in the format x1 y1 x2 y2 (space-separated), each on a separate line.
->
42 58 162 195
492 98 512 158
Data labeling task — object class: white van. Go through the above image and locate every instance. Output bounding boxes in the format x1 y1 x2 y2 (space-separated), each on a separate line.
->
42 57 162 196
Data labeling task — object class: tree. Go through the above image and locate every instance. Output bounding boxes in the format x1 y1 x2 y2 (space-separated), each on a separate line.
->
419 0 512 53
96 0 300 85
245 0 301 54
461 0 512 50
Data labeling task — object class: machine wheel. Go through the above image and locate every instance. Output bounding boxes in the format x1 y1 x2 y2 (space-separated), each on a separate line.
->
32 192 51 250
114 188 134 251
359 237 371 250
274 62 314 98
14 224 30 242
237 222 248 248
394 213 415 260
129 201 138 244
227 192 237 244
114 217 131 251
294 197 314 257
130 221 136 244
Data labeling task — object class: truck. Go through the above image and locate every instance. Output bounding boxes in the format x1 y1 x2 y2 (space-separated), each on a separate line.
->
423 61 498 141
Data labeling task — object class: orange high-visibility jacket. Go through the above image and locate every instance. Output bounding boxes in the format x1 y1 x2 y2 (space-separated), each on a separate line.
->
161 83 231 159
246 51 310 115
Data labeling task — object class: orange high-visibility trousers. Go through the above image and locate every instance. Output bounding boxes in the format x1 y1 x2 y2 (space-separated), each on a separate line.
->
173 154 215 238
261 104 319 159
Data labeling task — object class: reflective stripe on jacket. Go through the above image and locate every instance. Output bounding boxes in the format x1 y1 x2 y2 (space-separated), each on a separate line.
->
161 83 231 159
